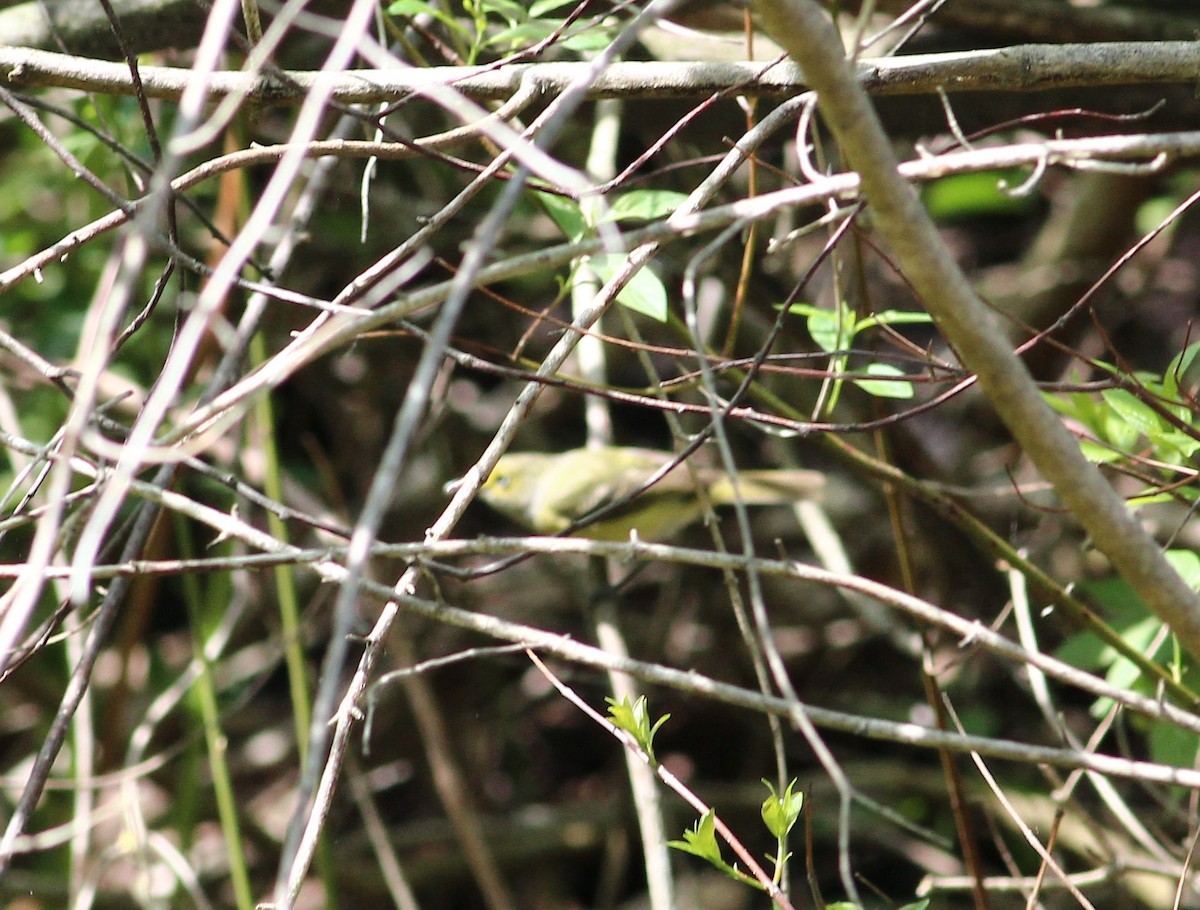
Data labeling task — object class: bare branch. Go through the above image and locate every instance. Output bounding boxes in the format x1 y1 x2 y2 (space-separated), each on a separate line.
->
3 41 1200 104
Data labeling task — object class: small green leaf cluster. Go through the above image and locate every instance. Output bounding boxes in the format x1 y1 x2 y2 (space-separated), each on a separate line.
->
1058 558 1200 772
538 189 689 322
786 300 933 406
606 694 670 766
606 696 928 907
667 809 763 890
667 778 927 908
1048 341 1200 773
665 777 806 892
387 0 616 63
1045 341 1200 502
759 778 803 885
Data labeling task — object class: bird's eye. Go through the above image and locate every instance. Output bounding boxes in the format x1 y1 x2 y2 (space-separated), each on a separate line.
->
492 473 511 489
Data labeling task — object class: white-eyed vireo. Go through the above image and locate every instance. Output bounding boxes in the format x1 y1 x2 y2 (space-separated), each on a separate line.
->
477 446 823 541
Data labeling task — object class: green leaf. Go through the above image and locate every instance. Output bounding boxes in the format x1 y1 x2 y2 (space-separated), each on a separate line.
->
488 16 609 50
1102 388 1165 440
1128 491 1173 508
588 254 668 322
852 362 914 399
561 28 620 51
534 191 586 241
530 0 577 15
668 812 762 888
858 308 934 330
803 306 851 354
668 811 723 863
1136 194 1186 237
606 694 669 763
1146 430 1200 464
1045 389 1101 432
1078 438 1123 464
387 0 434 13
1166 549 1200 591
1150 719 1200 771
1100 408 1142 452
923 169 1040 220
602 190 690 224
760 779 804 839
781 302 853 353
1164 340 1200 398
1056 577 1142 670
781 302 820 318
388 0 464 32
1059 571 1178 716
487 22 556 47
480 0 527 25
1103 614 1166 697
533 190 671 322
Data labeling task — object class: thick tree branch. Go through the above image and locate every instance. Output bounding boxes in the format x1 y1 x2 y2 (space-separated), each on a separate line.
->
1 42 1200 104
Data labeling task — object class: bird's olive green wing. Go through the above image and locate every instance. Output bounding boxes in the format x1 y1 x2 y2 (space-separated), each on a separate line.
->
539 448 674 523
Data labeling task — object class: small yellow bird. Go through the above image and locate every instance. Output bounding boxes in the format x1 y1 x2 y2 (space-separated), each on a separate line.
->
477 446 824 541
